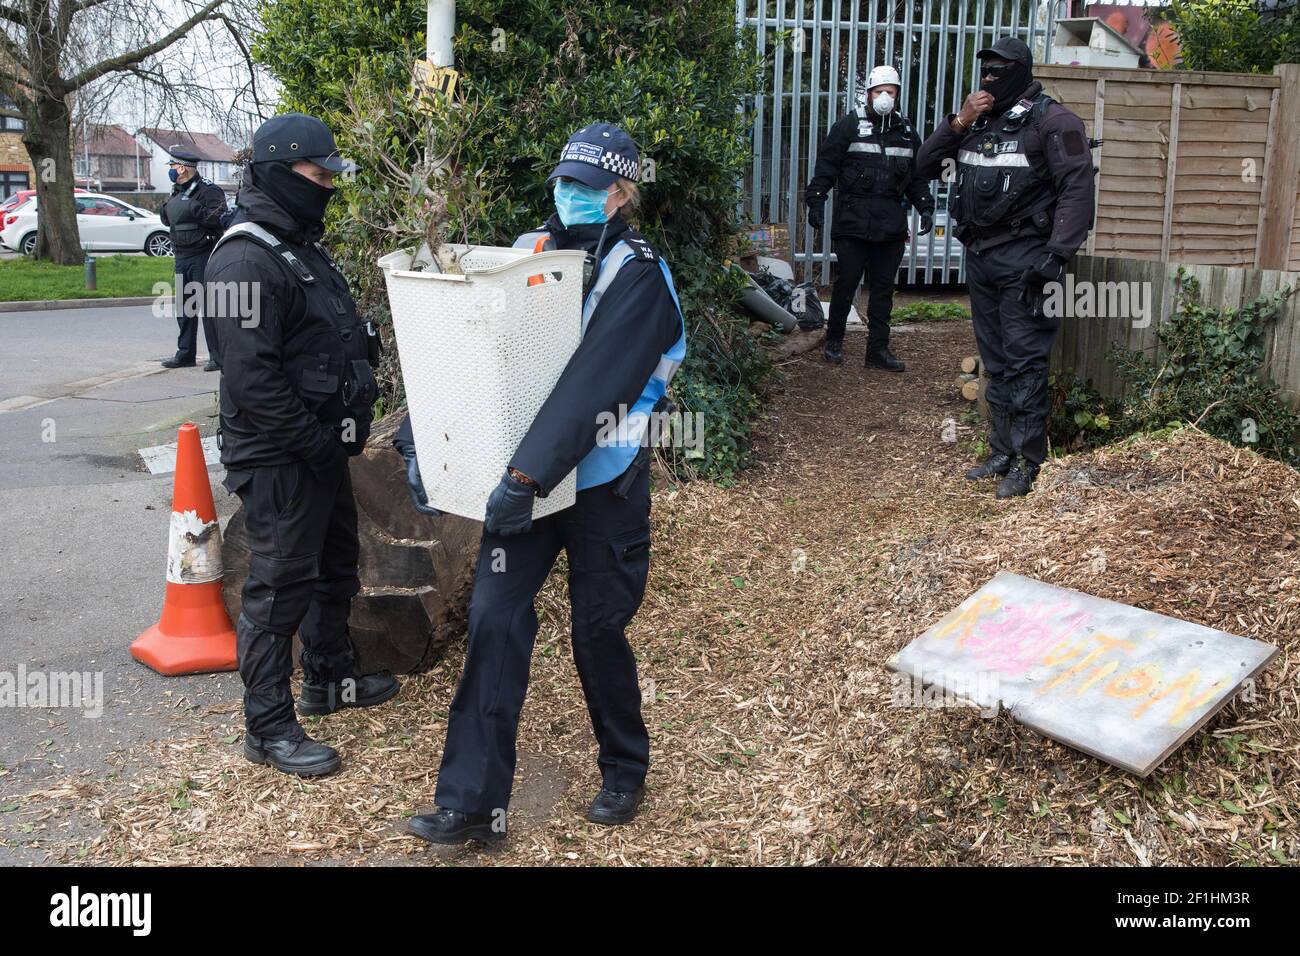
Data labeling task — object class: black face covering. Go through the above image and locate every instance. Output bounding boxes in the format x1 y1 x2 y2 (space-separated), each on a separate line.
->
980 60 1032 115
250 160 336 235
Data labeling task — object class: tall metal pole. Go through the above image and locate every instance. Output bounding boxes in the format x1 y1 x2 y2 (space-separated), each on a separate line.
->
427 0 455 68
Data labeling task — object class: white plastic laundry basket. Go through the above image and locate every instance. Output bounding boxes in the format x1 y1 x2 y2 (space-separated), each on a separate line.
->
379 242 587 521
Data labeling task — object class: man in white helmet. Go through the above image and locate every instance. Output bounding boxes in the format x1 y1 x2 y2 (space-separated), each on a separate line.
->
806 64 935 370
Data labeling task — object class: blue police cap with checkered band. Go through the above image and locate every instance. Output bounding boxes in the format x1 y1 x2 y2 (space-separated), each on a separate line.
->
546 123 640 189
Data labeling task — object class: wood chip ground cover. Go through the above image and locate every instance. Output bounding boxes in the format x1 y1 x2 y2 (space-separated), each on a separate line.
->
7 321 1297 866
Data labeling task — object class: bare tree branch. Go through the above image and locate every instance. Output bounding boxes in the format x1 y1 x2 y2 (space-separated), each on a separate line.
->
64 0 225 91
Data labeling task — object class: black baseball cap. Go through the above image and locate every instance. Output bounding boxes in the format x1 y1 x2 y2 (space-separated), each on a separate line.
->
547 123 640 189
976 36 1033 68
251 112 357 173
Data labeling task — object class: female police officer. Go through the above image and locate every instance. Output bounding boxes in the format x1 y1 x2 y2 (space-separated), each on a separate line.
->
395 123 686 844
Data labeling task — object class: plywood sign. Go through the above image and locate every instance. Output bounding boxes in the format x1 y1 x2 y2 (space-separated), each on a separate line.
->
887 572 1278 776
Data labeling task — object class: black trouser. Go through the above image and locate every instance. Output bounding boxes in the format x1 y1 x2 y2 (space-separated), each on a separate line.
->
223 459 359 739
174 251 219 365
434 468 653 817
829 237 906 353
965 236 1059 466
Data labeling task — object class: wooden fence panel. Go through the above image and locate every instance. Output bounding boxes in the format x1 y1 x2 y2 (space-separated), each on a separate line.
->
1055 255 1300 411
1036 64 1295 271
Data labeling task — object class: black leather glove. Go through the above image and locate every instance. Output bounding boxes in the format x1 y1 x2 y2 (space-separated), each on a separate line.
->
484 469 536 536
917 213 933 236
304 426 348 481
396 442 444 517
1024 252 1067 291
807 197 825 230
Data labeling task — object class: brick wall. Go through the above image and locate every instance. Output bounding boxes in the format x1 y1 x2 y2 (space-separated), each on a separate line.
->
0 130 36 184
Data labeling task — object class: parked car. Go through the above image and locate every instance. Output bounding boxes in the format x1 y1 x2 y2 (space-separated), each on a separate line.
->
901 185 965 283
0 192 171 257
0 187 87 216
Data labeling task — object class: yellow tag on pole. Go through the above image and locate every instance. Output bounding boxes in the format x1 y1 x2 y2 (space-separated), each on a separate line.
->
412 59 459 108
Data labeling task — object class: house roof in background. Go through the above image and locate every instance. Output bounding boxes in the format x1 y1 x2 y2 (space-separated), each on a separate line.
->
138 128 238 163
76 124 151 159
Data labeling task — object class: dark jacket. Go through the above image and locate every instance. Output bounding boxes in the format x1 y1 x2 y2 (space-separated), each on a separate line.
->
395 212 681 495
806 108 935 243
209 184 376 472
159 174 227 257
915 81 1095 258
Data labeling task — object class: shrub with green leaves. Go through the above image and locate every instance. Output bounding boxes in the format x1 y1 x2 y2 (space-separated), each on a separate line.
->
891 301 970 324
1109 271 1299 464
1165 0 1300 74
252 0 768 482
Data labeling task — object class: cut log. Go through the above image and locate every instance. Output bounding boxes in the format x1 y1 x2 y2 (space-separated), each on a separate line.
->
961 379 981 402
960 356 980 374
220 412 481 675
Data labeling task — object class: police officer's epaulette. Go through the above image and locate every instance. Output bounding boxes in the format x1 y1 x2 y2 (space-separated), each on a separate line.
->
622 232 659 263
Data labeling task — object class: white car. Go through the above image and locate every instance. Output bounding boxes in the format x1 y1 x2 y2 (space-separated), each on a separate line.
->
901 187 965 283
0 192 172 257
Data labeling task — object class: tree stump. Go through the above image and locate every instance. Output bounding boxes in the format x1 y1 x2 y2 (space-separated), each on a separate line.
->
220 412 481 674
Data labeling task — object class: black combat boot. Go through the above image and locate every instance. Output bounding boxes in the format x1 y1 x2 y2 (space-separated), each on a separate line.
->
298 671 400 716
586 786 645 825
965 453 1014 480
161 353 196 368
823 338 844 364
243 732 341 777
866 346 905 372
408 808 505 845
996 458 1039 498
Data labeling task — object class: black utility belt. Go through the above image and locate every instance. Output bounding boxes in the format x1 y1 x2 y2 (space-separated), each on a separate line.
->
963 209 1053 243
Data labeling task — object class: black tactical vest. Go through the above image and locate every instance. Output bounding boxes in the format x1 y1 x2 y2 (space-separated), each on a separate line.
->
215 222 380 455
949 94 1058 241
163 178 210 252
838 108 917 201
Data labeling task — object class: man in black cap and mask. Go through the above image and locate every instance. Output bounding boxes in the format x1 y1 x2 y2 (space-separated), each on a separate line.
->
159 144 228 371
206 113 399 777
916 36 1095 497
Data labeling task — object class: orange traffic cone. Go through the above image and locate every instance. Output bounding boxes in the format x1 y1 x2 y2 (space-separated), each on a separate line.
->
131 422 238 675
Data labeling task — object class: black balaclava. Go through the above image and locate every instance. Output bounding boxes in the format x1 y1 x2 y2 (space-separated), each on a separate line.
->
980 60 1033 115
248 160 335 239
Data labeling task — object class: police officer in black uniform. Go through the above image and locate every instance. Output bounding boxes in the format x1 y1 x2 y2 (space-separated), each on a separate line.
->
806 65 935 370
397 124 686 845
208 113 399 777
159 145 228 371
916 37 1096 497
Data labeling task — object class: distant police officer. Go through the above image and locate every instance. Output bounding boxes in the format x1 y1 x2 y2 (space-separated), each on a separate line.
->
397 123 685 845
916 37 1096 497
806 65 936 370
159 145 228 371
208 113 398 777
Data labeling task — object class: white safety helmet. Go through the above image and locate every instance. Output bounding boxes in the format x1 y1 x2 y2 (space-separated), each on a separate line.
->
866 65 901 92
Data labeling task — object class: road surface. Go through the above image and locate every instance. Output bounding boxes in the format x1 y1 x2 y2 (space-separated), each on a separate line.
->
0 303 242 863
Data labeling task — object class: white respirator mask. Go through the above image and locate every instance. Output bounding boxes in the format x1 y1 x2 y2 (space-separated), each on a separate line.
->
873 91 895 116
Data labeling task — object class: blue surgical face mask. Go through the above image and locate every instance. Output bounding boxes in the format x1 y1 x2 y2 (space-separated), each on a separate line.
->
554 179 610 227
168 167 180 183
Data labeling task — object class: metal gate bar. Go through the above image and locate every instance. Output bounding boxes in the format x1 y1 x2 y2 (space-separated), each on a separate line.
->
740 1 1061 286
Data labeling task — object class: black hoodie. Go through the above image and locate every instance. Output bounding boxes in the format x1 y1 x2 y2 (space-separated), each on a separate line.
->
915 81 1096 257
209 179 370 471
